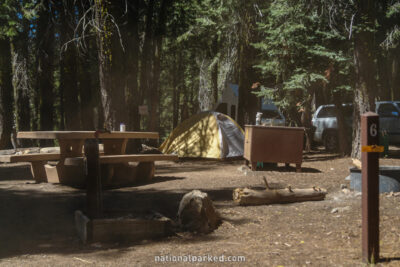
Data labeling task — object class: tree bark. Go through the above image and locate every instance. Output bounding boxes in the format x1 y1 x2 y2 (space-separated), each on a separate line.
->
237 35 246 126
172 50 181 128
140 0 155 129
60 0 80 130
95 0 126 130
148 0 171 132
0 37 14 149
328 64 351 156
36 0 55 145
301 95 313 152
12 17 31 147
391 47 400 100
333 92 351 156
75 2 97 130
78 50 96 130
211 36 219 107
351 1 378 159
124 0 141 153
376 52 391 101
125 0 140 133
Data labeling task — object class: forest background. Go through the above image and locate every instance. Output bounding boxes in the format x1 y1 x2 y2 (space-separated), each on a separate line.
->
0 0 399 158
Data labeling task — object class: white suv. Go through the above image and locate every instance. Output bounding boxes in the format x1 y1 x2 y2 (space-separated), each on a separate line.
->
312 101 400 151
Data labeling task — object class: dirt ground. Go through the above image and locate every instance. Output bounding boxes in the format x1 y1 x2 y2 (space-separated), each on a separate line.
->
0 149 400 266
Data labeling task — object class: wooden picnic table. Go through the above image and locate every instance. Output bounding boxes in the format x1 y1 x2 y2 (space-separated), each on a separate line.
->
15 131 175 186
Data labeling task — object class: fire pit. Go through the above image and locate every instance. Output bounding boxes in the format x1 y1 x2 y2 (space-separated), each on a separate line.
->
349 166 400 193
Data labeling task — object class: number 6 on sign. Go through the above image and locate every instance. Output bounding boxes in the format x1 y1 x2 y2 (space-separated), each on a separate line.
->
370 123 377 137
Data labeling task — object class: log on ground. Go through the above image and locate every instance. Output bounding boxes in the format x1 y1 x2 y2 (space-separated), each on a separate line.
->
233 178 327 205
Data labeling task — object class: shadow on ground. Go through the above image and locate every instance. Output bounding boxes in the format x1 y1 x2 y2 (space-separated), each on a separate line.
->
0 164 32 181
0 180 242 260
255 164 321 173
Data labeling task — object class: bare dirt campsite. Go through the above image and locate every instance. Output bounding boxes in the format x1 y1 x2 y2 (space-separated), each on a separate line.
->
0 149 399 266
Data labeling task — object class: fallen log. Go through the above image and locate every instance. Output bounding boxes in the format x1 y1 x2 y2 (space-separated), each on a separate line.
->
233 177 327 205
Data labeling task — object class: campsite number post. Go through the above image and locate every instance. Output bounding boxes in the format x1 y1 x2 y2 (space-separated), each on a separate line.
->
361 112 380 263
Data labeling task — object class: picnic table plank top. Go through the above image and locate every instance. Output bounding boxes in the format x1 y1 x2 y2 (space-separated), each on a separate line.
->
17 131 159 140
0 152 60 163
64 154 178 165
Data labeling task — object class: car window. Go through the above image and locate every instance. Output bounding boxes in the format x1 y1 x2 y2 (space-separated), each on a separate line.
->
316 105 353 118
317 107 336 118
378 103 399 117
262 109 281 119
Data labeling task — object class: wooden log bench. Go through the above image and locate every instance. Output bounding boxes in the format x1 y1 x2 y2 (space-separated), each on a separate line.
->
64 154 179 187
0 153 60 183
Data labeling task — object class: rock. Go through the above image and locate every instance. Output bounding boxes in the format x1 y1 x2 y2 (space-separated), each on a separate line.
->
340 206 351 212
387 192 395 197
237 165 248 172
331 208 339 214
177 190 221 233
342 188 351 194
40 147 60 153
140 144 162 154
394 192 400 197
340 184 347 189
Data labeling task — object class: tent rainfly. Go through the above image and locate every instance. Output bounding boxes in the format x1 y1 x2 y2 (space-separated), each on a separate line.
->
159 111 244 159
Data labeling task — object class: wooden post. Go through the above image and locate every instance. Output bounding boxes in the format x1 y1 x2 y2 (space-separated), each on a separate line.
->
361 112 380 263
85 139 103 219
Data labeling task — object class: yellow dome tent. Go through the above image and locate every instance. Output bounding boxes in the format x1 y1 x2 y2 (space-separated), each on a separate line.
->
160 111 244 159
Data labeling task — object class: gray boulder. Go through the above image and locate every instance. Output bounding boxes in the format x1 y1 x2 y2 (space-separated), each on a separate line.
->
177 190 221 233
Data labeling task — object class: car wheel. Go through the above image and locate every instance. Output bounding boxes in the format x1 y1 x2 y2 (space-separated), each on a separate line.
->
324 131 338 152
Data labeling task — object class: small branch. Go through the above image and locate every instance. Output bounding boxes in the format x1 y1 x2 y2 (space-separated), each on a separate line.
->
262 176 270 190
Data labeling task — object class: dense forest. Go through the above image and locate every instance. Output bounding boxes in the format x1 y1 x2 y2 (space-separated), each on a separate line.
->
0 1 399 157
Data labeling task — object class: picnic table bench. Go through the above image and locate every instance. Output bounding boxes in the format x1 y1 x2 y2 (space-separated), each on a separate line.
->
0 131 178 186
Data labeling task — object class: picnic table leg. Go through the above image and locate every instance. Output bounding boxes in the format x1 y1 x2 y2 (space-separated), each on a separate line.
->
136 162 155 181
102 139 128 154
57 139 85 184
85 139 103 219
250 161 257 171
30 161 47 183
296 163 302 173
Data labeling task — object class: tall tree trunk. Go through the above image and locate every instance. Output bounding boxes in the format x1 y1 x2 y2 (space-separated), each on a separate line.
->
125 0 140 133
123 0 141 154
95 0 126 130
326 64 351 156
301 94 313 152
238 42 257 126
376 52 391 101
148 0 171 132
333 92 351 156
140 0 155 129
77 3 96 130
12 17 31 147
78 51 96 130
60 0 80 130
0 37 14 149
237 37 247 127
391 47 400 100
172 50 181 128
351 1 378 159
211 36 219 107
36 0 55 145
